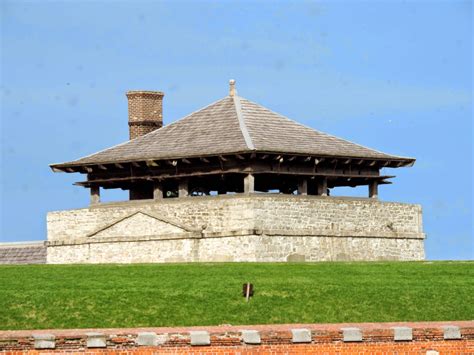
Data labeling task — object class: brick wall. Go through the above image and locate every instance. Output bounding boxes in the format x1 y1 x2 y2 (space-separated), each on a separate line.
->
1 321 472 354
126 91 164 140
46 194 425 263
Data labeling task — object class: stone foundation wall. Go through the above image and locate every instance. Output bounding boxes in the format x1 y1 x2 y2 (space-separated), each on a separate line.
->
46 195 425 264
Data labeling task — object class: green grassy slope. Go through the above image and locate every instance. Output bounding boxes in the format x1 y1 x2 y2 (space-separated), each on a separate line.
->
0 262 472 330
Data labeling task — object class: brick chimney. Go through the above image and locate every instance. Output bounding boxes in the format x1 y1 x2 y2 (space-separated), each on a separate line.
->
126 90 164 140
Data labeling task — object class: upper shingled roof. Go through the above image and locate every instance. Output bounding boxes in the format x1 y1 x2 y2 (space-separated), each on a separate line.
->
52 94 413 168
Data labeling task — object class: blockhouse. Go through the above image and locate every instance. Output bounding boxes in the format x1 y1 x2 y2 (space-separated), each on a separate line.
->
47 81 425 263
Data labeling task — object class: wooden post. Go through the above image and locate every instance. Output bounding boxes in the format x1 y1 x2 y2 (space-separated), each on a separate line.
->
297 178 308 195
369 181 378 199
153 181 163 200
316 177 328 196
244 173 255 194
178 179 188 197
90 186 100 205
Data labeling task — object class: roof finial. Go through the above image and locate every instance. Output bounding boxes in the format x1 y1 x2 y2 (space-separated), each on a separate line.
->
229 79 236 97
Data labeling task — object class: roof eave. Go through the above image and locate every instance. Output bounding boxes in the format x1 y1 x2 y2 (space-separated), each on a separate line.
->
49 151 415 173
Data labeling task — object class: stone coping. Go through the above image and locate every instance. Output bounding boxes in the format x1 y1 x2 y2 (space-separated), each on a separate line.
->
0 241 46 249
49 193 421 212
1 321 472 348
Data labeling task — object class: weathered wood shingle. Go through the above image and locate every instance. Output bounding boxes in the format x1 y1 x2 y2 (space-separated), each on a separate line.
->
52 94 413 168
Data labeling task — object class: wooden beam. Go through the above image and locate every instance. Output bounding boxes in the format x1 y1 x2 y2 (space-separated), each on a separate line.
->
297 178 308 196
167 160 178 166
131 161 141 167
317 177 328 196
304 156 312 162
357 159 364 165
369 161 377 166
369 180 379 199
200 157 210 163
331 159 338 164
178 179 188 197
146 160 159 167
90 186 100 205
343 159 351 164
84 166 93 173
218 155 228 162
153 181 163 200
114 163 124 169
98 164 107 170
244 173 255 194
236 154 246 160
182 158 192 164
288 156 297 162
260 154 269 160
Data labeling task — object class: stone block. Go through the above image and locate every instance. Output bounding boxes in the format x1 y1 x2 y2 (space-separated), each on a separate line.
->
190 330 210 346
341 327 362 342
442 325 461 340
241 330 261 344
33 334 55 349
291 328 311 343
287 253 306 262
392 326 412 341
136 332 164 346
86 332 106 348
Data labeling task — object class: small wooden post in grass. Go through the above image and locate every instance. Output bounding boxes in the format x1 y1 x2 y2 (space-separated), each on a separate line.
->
243 282 254 302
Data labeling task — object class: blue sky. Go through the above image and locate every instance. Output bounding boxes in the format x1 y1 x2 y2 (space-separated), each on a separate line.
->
1 0 472 259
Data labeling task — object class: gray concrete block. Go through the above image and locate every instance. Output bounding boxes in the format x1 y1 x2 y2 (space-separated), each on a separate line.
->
291 328 311 343
392 326 412 341
136 332 159 346
190 330 210 346
33 334 55 349
341 327 362 342
442 325 461 340
241 330 261 344
86 332 106 348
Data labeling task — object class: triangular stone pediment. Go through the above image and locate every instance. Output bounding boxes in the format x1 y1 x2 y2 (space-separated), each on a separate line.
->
88 211 188 239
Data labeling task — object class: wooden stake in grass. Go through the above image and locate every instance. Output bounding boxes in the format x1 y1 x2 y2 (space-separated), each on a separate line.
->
243 282 253 302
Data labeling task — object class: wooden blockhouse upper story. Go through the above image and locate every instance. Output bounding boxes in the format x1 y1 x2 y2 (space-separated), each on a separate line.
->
50 80 415 204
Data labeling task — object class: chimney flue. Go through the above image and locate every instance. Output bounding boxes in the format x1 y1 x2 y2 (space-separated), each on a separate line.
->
229 79 236 97
126 90 164 140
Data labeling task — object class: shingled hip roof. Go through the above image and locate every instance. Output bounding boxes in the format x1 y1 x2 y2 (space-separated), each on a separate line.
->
51 95 414 168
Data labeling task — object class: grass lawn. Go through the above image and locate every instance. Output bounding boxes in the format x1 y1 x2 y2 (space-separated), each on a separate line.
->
0 262 472 330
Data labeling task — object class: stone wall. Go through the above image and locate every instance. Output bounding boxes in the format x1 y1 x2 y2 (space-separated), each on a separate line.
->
46 194 425 264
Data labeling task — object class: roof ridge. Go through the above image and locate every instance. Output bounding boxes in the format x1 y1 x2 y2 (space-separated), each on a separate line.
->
239 97 414 160
233 95 255 150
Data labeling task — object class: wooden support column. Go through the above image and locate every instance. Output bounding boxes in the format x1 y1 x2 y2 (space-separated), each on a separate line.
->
297 178 308 195
90 186 100 205
178 179 189 197
153 181 163 200
316 177 328 196
244 173 255 194
369 180 378 199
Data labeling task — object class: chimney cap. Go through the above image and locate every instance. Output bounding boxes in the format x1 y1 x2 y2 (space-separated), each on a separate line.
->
229 79 236 97
126 90 164 97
